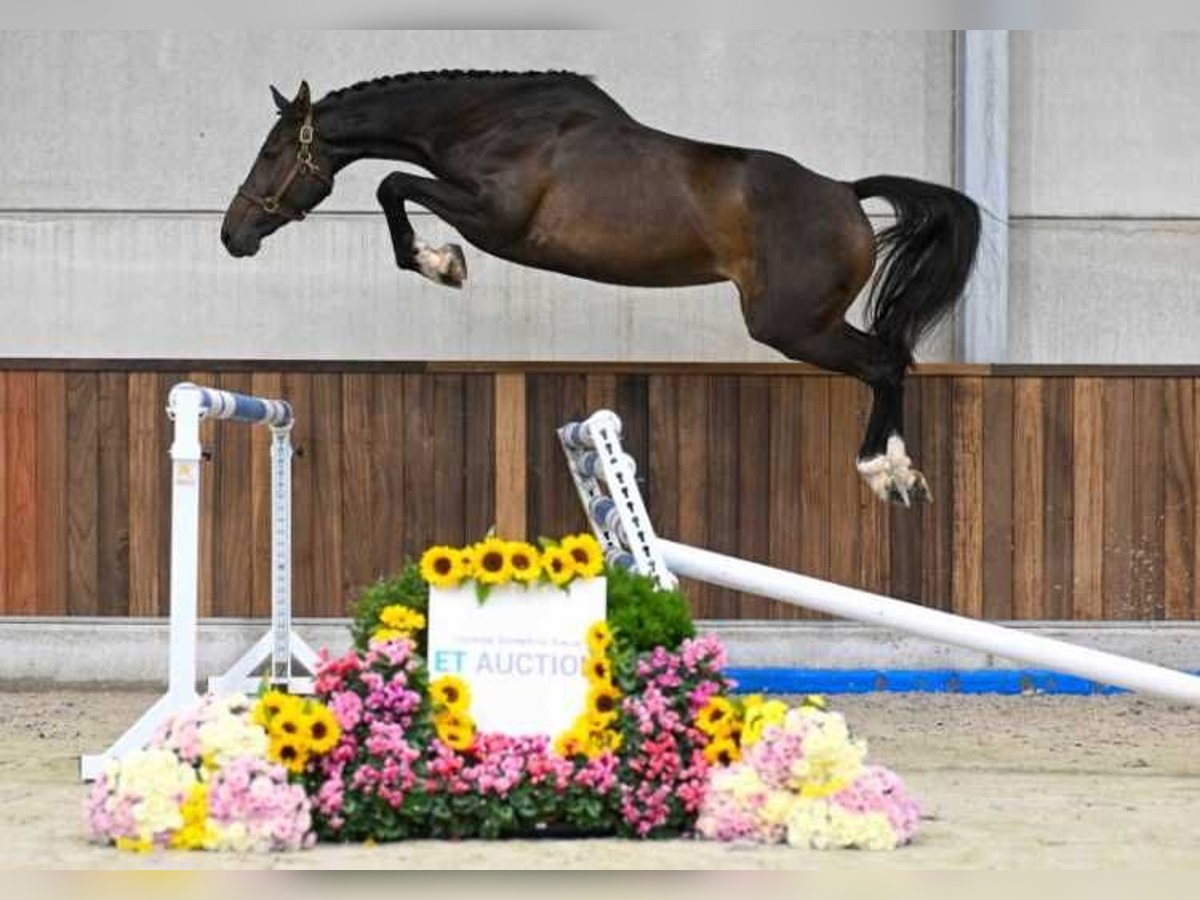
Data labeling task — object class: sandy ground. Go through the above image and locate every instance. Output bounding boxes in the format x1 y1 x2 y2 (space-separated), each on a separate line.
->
2 688 1199 869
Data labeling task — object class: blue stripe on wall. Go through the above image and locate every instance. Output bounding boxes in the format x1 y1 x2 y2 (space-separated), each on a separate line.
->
724 668 1200 696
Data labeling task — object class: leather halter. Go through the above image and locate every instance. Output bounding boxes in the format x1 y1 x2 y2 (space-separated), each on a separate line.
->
237 108 334 221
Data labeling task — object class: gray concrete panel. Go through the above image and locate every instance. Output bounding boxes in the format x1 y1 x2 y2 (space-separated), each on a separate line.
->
0 30 954 212
1010 219 1200 363
1011 31 1200 217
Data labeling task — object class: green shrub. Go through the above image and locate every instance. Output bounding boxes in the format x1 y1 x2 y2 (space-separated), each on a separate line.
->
348 563 429 653
604 563 695 654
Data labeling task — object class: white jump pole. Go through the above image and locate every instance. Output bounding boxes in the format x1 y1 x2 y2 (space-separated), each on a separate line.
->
80 383 319 781
559 410 1200 707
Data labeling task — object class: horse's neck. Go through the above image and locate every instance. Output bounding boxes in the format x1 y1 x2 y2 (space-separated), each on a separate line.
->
316 88 445 172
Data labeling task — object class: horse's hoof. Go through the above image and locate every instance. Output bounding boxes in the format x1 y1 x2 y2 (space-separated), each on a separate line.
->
439 243 467 288
907 471 932 504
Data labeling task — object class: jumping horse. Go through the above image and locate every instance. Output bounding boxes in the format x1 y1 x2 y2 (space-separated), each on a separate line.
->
221 72 981 505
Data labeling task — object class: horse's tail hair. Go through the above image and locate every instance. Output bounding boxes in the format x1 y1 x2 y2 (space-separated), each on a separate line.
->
852 175 981 365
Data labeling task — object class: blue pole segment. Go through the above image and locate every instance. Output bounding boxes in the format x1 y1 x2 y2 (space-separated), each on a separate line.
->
170 383 293 427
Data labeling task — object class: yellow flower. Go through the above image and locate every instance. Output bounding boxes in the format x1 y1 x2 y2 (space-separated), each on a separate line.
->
740 698 788 745
540 546 575 587
802 694 828 711
586 620 613 656
269 735 309 775
586 681 621 723
459 545 477 577
562 534 604 579
253 689 296 727
584 655 613 685
420 546 466 588
696 697 737 737
301 704 341 755
269 710 307 748
379 604 427 633
430 674 471 713
436 714 475 752
170 784 212 851
505 541 541 583
115 836 154 853
553 729 587 758
703 736 741 767
371 627 408 644
473 537 513 585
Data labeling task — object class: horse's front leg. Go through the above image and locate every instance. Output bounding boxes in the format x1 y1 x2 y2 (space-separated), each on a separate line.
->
375 173 481 288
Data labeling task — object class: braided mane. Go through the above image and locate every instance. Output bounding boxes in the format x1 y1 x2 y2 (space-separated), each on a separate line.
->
319 69 592 104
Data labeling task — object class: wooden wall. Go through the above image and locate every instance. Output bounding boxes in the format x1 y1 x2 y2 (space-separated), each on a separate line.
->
1 361 1198 622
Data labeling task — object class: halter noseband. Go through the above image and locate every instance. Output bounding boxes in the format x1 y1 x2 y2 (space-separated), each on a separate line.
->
237 108 334 221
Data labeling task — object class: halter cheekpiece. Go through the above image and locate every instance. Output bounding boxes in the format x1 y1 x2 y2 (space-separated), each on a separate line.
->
237 108 333 221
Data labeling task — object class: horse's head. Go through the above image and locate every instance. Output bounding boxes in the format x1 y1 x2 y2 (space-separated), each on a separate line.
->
221 81 334 257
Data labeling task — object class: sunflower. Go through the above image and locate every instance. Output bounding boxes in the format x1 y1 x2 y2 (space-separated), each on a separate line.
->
703 736 741 767
584 655 613 684
270 709 307 747
420 546 466 589
695 696 736 737
301 704 341 755
473 537 513 585
459 545 477 577
586 620 613 656
503 541 541 583
430 674 471 713
586 681 622 723
436 716 476 752
540 546 575 587
553 729 587 758
270 735 310 775
562 534 604 579
379 604 427 633
253 689 296 727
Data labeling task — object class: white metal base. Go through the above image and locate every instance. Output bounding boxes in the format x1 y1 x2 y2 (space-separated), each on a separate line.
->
206 630 321 695
80 689 199 781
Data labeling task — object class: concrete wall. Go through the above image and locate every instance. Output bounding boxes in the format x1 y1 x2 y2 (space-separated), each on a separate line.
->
0 30 956 362
1009 31 1200 362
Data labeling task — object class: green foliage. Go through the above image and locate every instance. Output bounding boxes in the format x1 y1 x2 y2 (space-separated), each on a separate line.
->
348 563 429 654
604 564 695 654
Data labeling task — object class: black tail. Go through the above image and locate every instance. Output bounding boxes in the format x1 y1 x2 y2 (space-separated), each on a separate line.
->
853 175 981 365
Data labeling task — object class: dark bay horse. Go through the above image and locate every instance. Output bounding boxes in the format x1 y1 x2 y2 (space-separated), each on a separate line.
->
221 71 980 505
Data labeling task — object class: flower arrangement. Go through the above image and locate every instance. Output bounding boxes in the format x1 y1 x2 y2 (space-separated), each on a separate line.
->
418 533 604 598
695 697 921 850
86 693 324 852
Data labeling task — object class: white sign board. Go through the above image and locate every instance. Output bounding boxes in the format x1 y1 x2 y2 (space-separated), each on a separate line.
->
426 577 606 738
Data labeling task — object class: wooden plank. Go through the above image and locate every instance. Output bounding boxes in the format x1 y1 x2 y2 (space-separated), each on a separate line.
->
1042 377 1074 620
309 374 344 615
212 373 252 617
463 375 495 541
951 376 984 619
1071 378 1106 620
247 372 283 618
281 372 316 618
97 373 130 616
736 376 771 618
585 373 618 415
646 375 680 544
799 377 831 583
887 381 923 603
616 375 649 517
1012 378 1045 620
374 373 407 576
36 372 68 616
1132 379 1165 619
66 373 100 615
919 377 952 612
434 373 467 547
340 373 375 595
3 373 38 613
493 373 527 540
1102 378 1136 618
127 373 163 617
0 374 6 613
705 375 741 615
826 377 862 589
403 374 437 553
981 378 1014 619
1164 378 1194 620
678 375 713 617
767 378 803 619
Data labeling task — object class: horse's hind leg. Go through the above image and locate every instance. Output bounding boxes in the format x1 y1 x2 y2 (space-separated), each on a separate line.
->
375 173 483 288
746 305 929 506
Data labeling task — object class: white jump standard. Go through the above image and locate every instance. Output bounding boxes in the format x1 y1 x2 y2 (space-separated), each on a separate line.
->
80 383 320 781
559 409 1200 706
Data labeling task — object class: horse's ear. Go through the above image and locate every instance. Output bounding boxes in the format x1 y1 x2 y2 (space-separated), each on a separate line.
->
295 81 312 114
270 84 290 113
